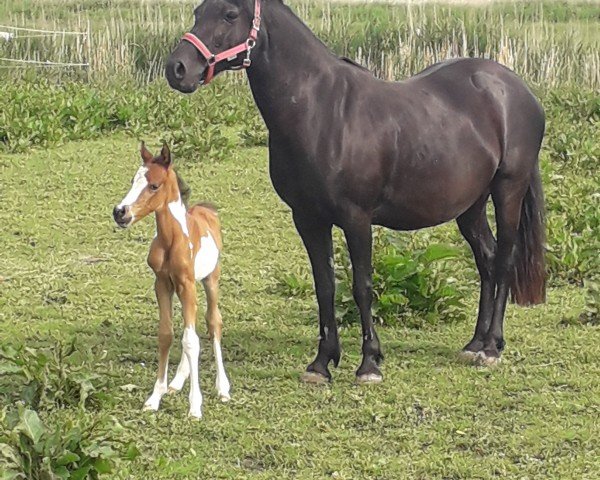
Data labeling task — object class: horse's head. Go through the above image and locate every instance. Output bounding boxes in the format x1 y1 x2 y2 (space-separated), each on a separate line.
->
113 142 175 228
166 0 260 93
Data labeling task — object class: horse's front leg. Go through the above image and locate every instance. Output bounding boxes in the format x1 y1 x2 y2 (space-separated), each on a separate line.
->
176 276 203 419
343 218 384 383
144 276 174 411
294 213 340 384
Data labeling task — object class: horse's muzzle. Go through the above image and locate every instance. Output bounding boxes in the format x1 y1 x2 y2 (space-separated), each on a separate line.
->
113 205 132 229
165 44 206 93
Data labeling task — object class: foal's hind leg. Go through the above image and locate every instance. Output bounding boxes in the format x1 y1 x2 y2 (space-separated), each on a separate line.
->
202 264 231 401
456 196 497 361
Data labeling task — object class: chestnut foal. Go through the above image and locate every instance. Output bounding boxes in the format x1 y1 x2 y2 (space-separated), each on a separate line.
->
113 142 230 418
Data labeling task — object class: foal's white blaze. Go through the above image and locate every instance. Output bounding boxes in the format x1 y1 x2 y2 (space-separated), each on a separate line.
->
195 233 219 281
182 326 202 418
118 166 149 217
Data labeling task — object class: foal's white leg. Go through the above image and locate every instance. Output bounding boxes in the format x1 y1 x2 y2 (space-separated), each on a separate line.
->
168 351 190 393
182 326 203 418
213 337 231 402
143 367 169 411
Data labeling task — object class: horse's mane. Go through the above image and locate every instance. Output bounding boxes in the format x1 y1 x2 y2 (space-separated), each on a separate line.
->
175 170 191 209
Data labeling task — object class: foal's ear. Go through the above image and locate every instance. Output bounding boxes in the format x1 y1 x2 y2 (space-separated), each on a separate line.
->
140 141 154 164
154 143 172 169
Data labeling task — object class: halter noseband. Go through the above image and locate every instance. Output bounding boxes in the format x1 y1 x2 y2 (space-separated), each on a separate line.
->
181 0 261 85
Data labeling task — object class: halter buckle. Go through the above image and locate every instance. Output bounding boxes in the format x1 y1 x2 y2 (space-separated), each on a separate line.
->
207 55 216 66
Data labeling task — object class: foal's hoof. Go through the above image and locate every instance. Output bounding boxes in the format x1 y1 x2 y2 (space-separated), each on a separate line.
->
219 394 231 402
356 373 383 385
457 350 479 364
167 387 180 395
188 409 202 420
300 371 330 385
475 351 502 367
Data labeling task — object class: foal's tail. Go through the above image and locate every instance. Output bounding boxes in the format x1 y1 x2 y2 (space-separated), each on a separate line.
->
511 167 546 305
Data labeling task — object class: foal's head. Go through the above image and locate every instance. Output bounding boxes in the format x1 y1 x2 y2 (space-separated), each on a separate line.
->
166 0 260 93
113 142 176 228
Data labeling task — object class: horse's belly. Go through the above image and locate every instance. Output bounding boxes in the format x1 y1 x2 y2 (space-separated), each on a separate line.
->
373 155 497 230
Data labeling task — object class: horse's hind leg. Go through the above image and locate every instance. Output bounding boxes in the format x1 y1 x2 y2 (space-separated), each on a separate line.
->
456 195 497 361
202 263 231 401
477 176 531 365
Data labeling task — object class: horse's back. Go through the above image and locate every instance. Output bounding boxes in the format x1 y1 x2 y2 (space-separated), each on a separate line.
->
188 203 222 249
333 57 544 229
405 57 544 131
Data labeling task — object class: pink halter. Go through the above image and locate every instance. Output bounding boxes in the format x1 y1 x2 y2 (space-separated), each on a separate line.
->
181 0 261 85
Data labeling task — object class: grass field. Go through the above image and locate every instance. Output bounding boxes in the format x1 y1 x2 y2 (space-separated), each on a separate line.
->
1 0 599 478
1 133 598 479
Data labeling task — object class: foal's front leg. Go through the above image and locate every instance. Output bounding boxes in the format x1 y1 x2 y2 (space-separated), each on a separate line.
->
144 276 174 411
177 277 203 418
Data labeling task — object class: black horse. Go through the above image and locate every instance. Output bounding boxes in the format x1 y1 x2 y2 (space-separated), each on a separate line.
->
165 0 546 384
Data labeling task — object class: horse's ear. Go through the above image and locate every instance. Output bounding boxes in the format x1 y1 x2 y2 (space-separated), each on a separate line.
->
155 143 172 169
140 141 154 164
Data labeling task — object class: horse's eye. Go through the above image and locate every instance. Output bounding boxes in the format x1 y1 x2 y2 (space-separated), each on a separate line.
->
225 11 239 22
149 184 159 192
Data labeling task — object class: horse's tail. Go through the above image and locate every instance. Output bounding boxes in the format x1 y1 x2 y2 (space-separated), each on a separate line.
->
511 167 546 305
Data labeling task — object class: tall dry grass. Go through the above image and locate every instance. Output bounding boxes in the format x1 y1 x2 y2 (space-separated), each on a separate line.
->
0 0 598 87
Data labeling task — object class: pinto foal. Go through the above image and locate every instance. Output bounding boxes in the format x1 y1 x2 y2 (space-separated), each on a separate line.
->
113 142 230 418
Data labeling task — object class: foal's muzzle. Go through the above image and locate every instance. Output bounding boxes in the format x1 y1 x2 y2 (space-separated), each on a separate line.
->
113 205 132 228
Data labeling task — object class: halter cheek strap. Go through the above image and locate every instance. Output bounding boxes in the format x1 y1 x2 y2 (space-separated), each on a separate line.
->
182 0 261 85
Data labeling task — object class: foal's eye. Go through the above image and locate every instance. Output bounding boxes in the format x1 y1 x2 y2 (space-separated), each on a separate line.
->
224 11 239 22
149 184 159 192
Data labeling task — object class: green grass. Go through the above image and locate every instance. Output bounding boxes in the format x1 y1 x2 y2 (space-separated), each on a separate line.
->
1 135 598 478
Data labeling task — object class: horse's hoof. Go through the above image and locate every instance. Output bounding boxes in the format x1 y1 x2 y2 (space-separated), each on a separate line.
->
475 351 501 367
167 387 180 395
458 350 479 363
219 394 231 402
142 403 158 412
356 373 383 385
300 371 330 385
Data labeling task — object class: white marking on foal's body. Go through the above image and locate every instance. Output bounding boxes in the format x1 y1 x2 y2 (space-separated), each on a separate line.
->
168 196 195 252
195 233 219 281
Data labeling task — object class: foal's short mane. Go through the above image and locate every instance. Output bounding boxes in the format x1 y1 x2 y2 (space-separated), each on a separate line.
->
175 170 191 209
